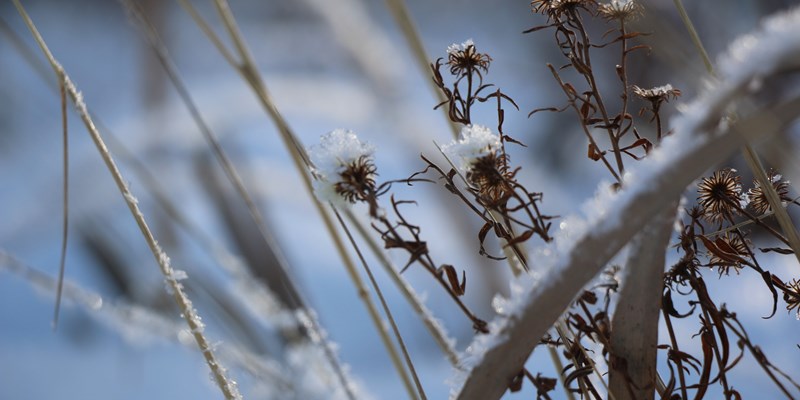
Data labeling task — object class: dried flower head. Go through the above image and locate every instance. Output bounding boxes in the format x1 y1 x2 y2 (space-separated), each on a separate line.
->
309 129 377 207
443 125 515 204
446 39 491 77
633 84 681 105
747 170 791 215
784 279 800 319
706 233 749 276
697 168 742 222
597 0 641 21
532 0 594 19
443 124 501 172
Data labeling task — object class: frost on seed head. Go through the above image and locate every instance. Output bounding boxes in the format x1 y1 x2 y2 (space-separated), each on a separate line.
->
447 39 475 56
442 124 501 173
308 129 375 207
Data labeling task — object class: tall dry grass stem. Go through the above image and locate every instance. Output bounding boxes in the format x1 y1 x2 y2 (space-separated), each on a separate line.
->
53 72 69 329
175 0 420 396
11 1 241 398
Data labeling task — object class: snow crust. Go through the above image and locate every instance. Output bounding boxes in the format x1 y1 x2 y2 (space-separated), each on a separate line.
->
446 39 475 56
441 124 501 173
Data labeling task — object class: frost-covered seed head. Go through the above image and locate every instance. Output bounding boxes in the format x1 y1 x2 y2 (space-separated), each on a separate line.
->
697 168 742 222
444 125 515 204
532 0 591 19
308 129 377 207
747 170 791 215
443 125 501 173
632 84 681 102
598 0 641 21
446 39 491 77
446 39 475 56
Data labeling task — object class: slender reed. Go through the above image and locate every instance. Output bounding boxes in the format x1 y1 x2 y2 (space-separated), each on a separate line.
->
11 2 240 398
174 0 419 395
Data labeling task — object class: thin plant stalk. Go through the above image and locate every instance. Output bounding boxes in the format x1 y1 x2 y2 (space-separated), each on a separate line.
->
344 209 461 367
334 208 427 400
671 0 800 267
546 345 577 400
53 75 69 330
10 2 241 398
556 321 614 400
383 0 459 139
120 0 306 309
174 0 419 395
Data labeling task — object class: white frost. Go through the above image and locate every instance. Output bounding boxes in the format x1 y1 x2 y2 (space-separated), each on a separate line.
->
442 124 501 174
446 39 475 56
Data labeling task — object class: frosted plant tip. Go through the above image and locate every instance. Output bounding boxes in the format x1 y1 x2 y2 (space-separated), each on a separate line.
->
308 129 377 208
443 124 501 172
598 0 641 21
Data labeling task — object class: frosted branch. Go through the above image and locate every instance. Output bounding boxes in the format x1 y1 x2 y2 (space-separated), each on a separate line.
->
453 7 800 398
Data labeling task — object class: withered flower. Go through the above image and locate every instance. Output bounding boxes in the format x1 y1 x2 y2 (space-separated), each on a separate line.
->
444 125 515 205
747 170 791 215
784 279 800 319
308 129 377 207
633 84 681 109
532 0 594 19
706 233 749 276
446 39 491 77
697 168 742 223
467 151 516 205
597 0 641 21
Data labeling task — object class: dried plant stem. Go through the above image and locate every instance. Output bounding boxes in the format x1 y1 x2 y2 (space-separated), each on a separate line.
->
53 74 69 330
334 209 427 400
120 0 306 309
175 0 418 395
546 344 577 400
345 209 461 367
672 0 800 267
556 321 614 400
383 0 459 139
609 202 677 400
671 0 715 75
10 2 240 398
742 148 800 266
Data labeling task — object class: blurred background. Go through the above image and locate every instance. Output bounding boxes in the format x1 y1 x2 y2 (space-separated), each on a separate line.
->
1 0 799 398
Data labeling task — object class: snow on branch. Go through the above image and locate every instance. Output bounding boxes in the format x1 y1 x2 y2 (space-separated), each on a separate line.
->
453 7 800 399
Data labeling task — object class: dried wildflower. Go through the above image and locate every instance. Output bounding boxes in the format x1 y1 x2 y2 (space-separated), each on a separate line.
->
467 152 516 205
706 233 749 275
697 169 742 222
597 0 641 21
532 0 592 16
747 170 791 215
443 124 501 172
446 39 491 77
784 279 800 319
308 129 377 207
443 125 515 204
633 84 681 107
